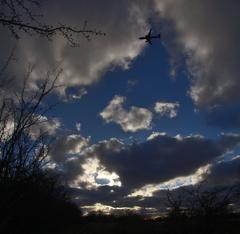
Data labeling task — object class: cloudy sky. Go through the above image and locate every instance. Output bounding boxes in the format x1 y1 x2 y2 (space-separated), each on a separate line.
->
1 0 240 215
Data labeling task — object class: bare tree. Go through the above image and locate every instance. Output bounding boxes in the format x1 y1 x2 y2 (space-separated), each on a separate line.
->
0 0 105 46
0 67 60 182
165 188 185 218
184 183 234 218
164 184 236 234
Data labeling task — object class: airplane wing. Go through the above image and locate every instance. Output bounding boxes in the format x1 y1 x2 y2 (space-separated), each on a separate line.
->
147 29 152 37
147 39 152 45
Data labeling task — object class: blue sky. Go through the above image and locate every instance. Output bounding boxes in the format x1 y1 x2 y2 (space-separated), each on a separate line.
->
51 33 226 143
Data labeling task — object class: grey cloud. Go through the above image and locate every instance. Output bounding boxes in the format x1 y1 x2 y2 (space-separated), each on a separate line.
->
50 134 90 163
48 133 91 183
155 0 240 106
29 116 61 139
100 95 153 132
70 185 164 215
50 136 123 185
70 186 127 207
0 0 154 97
218 133 240 150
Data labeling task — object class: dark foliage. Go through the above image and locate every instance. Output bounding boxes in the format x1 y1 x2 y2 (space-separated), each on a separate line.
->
0 171 82 234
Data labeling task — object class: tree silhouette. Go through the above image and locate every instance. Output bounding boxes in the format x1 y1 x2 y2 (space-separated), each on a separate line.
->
0 2 107 233
164 182 237 234
0 69 82 233
165 188 185 218
0 67 59 181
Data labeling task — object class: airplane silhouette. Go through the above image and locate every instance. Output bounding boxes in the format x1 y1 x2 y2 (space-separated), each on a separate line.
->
139 29 161 45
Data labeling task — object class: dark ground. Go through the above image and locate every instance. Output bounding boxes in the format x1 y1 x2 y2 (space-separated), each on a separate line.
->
73 214 240 234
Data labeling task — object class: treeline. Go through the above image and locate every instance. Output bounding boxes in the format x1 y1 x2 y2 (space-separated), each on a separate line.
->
79 205 240 234
72 211 240 234
79 184 240 234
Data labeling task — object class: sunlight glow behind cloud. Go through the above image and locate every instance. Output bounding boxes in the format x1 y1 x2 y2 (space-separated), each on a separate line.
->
70 158 121 189
128 164 211 198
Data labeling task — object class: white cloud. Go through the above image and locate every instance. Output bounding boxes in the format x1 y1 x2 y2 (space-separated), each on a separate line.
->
100 95 153 132
147 132 167 141
65 88 88 102
75 122 81 132
81 203 154 216
154 101 180 118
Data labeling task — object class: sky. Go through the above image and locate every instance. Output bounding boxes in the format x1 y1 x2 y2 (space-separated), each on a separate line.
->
1 0 240 215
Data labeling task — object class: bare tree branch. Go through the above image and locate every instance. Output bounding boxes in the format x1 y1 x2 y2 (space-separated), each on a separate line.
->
0 0 106 46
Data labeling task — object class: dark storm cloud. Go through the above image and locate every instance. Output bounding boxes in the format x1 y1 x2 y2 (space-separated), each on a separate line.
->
119 156 240 211
155 0 240 106
204 156 240 187
131 156 240 209
143 157 240 210
45 133 240 211
87 134 240 190
70 186 127 207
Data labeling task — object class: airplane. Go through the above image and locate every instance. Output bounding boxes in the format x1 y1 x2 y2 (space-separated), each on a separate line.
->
139 29 161 45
